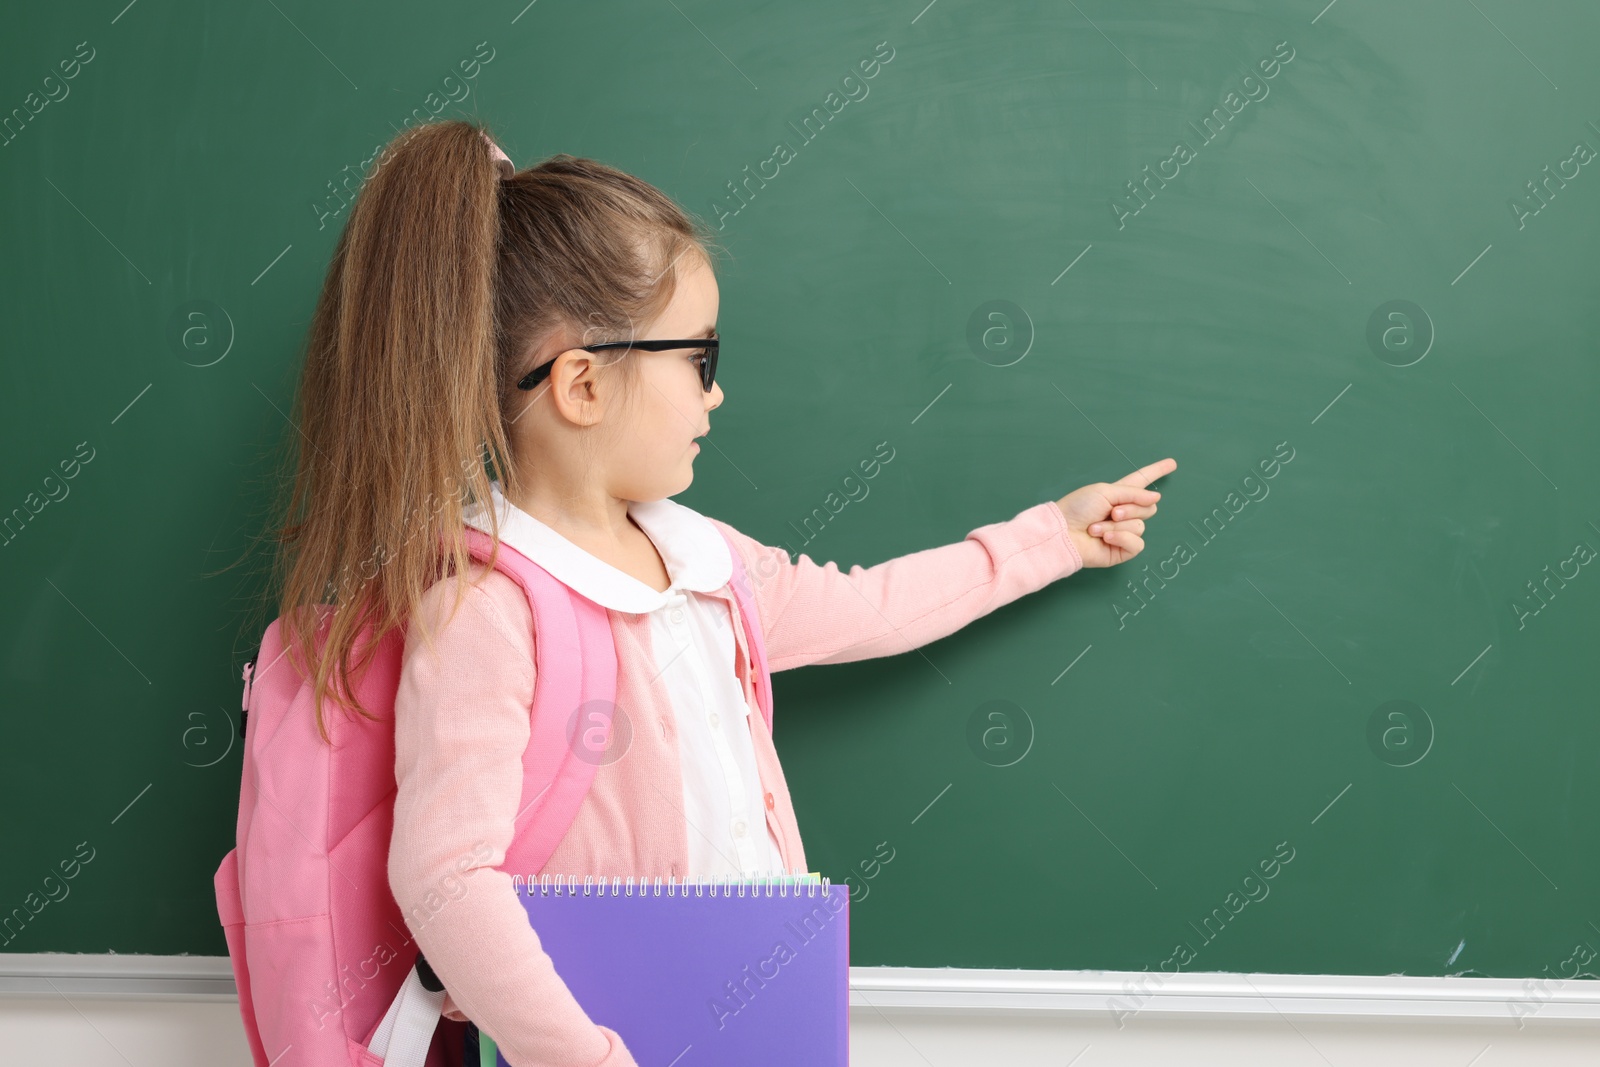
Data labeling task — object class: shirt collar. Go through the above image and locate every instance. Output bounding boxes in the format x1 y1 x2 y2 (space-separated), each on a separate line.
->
462 481 732 614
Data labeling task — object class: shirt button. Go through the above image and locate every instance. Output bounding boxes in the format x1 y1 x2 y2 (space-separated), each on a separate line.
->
670 608 685 624
732 818 747 837
708 711 720 729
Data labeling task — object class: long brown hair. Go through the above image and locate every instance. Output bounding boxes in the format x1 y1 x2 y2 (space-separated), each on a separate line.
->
270 119 720 741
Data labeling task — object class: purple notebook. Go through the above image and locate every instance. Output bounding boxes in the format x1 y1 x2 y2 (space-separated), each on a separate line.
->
500 876 849 1067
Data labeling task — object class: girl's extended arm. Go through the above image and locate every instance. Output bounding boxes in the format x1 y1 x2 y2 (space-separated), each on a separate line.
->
710 498 1084 673
389 570 637 1067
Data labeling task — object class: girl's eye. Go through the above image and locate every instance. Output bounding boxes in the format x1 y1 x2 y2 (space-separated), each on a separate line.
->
690 350 709 366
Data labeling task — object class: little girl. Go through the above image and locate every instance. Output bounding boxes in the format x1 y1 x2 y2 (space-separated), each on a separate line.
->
275 119 1173 1066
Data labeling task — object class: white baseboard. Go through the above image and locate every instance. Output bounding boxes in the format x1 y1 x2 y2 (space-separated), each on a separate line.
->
4 955 1596 1026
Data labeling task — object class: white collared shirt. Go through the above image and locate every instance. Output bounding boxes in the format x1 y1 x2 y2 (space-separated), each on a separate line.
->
462 481 785 878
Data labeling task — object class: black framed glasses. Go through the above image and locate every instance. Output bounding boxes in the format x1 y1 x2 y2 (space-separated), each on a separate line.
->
516 337 720 393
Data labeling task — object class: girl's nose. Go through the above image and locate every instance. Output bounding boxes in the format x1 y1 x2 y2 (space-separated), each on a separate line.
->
707 381 724 410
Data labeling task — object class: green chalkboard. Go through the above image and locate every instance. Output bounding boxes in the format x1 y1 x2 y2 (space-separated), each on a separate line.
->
3 0 1598 983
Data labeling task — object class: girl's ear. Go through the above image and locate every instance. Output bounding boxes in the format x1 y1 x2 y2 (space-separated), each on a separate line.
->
547 349 606 428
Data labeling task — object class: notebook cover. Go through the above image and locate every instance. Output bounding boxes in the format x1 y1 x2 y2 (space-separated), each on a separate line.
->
497 879 848 1066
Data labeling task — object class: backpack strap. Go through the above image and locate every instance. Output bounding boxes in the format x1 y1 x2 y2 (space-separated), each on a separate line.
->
716 526 775 734
367 958 447 1067
461 527 617 876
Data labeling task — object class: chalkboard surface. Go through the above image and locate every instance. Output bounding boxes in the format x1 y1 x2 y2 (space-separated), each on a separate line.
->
3 0 1597 982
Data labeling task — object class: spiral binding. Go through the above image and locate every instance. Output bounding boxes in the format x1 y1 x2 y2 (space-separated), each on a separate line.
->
509 872 833 898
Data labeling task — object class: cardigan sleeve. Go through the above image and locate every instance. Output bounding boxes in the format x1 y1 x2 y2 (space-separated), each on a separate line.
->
709 499 1084 673
389 567 638 1067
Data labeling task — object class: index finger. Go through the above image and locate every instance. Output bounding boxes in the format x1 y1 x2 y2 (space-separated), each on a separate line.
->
1115 457 1177 490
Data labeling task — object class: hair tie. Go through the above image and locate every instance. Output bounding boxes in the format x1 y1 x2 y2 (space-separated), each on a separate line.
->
480 131 514 179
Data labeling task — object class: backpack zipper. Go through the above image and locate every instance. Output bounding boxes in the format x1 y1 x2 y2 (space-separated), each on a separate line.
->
240 659 255 737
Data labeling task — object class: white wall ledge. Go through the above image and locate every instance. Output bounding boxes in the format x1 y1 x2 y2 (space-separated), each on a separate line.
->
3 955 1597 1025
850 966 1600 1023
0 954 236 1000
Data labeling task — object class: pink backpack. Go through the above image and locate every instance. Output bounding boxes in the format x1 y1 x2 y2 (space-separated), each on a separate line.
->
213 525 774 1067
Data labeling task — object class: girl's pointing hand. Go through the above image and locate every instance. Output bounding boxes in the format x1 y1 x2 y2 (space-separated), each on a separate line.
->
1055 457 1177 569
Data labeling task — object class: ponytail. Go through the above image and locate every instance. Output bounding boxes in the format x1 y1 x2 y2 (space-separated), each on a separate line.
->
272 120 512 741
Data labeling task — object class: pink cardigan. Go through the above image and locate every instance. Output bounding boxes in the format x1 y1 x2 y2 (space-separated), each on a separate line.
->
388 499 1083 1067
